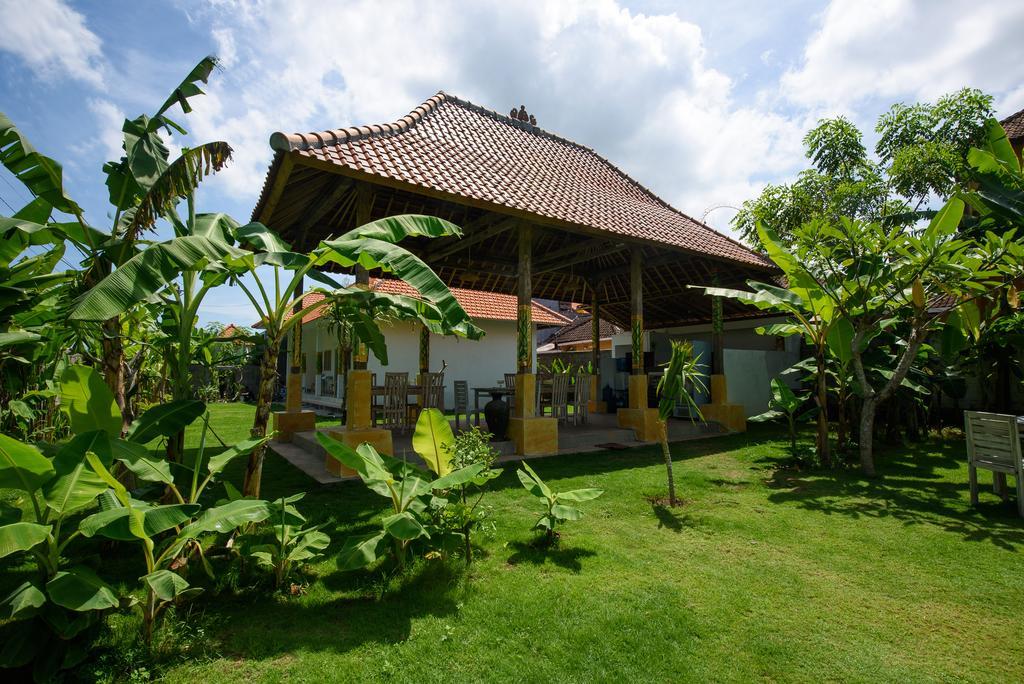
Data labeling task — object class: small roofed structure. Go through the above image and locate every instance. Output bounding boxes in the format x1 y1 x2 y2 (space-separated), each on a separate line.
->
254 92 773 454
538 315 622 355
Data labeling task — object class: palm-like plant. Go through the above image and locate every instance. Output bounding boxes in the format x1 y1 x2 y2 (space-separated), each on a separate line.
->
1 57 230 438
655 340 707 507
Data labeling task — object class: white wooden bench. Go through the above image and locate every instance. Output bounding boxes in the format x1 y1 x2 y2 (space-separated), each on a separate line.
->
964 411 1024 518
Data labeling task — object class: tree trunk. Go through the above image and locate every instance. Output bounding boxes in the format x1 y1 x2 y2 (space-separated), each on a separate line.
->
243 338 280 498
858 397 877 477
836 377 849 454
660 421 677 506
100 318 129 435
815 349 831 467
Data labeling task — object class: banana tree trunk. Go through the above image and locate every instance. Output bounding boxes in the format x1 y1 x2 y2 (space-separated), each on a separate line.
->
660 420 677 506
815 349 831 467
243 337 281 498
100 315 129 435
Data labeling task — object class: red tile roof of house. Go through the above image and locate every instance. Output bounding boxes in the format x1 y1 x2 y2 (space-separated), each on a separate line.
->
259 92 770 268
268 279 569 327
1001 107 1024 144
544 315 623 347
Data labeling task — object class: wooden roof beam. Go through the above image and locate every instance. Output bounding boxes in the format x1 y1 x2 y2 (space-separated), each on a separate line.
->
425 216 517 261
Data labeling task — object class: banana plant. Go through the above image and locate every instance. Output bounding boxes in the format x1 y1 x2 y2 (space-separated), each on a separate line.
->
655 340 707 507
317 432 486 571
1 57 229 435
413 409 502 563
517 461 603 546
247 493 330 589
750 378 815 454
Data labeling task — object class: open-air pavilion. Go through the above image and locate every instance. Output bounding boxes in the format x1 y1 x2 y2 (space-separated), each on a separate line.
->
252 92 777 463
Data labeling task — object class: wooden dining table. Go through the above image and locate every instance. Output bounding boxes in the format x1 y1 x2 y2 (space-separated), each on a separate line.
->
472 386 514 426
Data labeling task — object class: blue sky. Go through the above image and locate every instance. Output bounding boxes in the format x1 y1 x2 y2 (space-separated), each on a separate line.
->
2 0 1023 326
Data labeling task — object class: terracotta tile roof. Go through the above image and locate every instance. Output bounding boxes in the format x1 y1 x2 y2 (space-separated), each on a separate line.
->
1001 107 1024 144
546 315 622 347
261 92 771 268
264 280 569 327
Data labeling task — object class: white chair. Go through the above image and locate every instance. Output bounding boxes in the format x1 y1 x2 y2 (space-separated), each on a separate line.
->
964 411 1023 518
548 373 570 424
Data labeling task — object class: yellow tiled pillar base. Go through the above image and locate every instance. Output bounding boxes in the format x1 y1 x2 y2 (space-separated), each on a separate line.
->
514 373 536 418
616 374 660 440
285 373 302 413
703 374 746 432
272 409 316 443
617 406 662 441
324 427 394 477
346 369 373 429
588 375 607 413
509 416 558 456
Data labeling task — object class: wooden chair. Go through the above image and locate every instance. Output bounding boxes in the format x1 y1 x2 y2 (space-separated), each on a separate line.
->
548 373 570 423
381 372 409 433
421 372 445 411
453 380 469 430
573 372 591 426
504 373 517 412
964 411 1023 518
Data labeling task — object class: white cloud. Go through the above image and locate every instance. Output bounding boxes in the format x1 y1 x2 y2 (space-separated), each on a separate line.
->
87 98 126 162
211 27 237 68
0 0 106 88
177 0 808 232
781 0 1024 110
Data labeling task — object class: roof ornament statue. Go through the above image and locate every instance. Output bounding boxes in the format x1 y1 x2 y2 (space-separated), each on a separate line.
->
510 104 537 126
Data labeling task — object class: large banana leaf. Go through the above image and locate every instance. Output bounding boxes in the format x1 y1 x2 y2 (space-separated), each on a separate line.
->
126 399 205 444
341 214 462 242
206 436 268 476
0 433 55 492
336 531 387 571
125 142 233 237
59 365 122 437
46 567 119 612
178 499 272 537
79 502 200 541
0 111 81 215
42 432 111 517
143 569 194 602
0 522 51 559
0 581 46 620
412 408 455 476
154 56 219 125
69 235 247 321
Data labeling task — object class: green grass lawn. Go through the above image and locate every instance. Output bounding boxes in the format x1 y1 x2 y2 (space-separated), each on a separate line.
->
17 402 1024 682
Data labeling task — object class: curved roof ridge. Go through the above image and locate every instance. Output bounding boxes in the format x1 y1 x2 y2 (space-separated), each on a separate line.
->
267 91 758 257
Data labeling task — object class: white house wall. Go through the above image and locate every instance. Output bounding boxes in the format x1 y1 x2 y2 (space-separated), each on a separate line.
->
298 318 536 409
607 316 801 417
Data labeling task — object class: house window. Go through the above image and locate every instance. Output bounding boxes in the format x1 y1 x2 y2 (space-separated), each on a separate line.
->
321 350 332 372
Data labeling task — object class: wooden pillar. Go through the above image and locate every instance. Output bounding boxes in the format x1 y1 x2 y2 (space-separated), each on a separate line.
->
418 324 430 380
590 289 600 383
712 278 724 375
285 277 304 412
630 248 643 375
515 224 536 420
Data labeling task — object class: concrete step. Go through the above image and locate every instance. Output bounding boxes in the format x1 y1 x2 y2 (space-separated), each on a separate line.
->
292 430 324 459
268 441 342 484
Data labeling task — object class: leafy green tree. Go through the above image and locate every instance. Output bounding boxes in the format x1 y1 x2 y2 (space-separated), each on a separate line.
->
733 88 994 248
